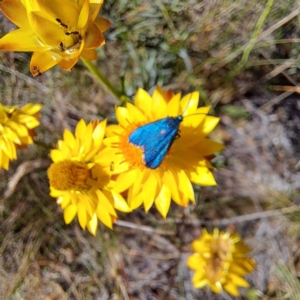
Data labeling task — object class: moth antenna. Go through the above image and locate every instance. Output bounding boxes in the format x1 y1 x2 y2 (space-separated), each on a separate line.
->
181 92 209 119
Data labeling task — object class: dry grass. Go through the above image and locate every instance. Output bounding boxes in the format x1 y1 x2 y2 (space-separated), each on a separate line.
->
1 0 300 299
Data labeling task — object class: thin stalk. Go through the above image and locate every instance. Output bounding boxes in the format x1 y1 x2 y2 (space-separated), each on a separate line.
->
81 57 125 102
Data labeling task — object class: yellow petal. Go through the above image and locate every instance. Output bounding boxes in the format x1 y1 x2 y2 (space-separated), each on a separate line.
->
198 139 224 156
162 168 180 201
63 130 76 148
105 125 123 137
115 169 138 193
143 173 158 212
49 187 63 198
190 168 217 186
193 277 208 289
81 48 97 60
30 50 62 76
94 146 118 167
58 57 80 71
2 138 17 158
28 10 66 47
82 193 96 217
111 156 130 174
77 202 87 229
87 213 98 236
227 273 250 287
96 190 117 217
126 102 145 123
92 119 106 142
111 190 131 212
187 254 203 269
0 149 10 170
130 168 149 196
96 204 113 229
151 88 168 119
154 184 171 218
128 190 144 210
0 0 30 28
115 106 132 127
223 282 239 296
80 122 93 150
5 121 27 138
75 119 86 138
17 117 39 129
210 283 223 294
230 263 251 276
19 103 42 115
181 91 199 116
203 116 220 135
90 1 103 21
94 17 111 32
77 0 89 29
2 127 19 144
27 0 79 28
192 269 207 287
50 149 64 162
191 239 207 252
134 88 153 115
166 93 181 117
0 29 43 51
177 169 194 203
15 115 39 129
181 114 205 129
59 196 70 211
85 22 104 49
64 204 77 224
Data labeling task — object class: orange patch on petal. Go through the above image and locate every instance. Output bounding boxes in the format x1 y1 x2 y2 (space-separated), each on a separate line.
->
119 123 146 170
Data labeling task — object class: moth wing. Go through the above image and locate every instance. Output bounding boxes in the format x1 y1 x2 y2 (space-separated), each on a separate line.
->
129 120 162 147
129 117 181 169
144 126 178 168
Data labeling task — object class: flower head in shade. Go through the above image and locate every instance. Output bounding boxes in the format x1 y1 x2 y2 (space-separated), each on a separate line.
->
187 229 256 296
104 86 224 217
0 0 110 76
47 119 131 236
0 103 41 170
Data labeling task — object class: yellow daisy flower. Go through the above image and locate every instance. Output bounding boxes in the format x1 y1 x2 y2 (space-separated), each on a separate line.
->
0 103 41 170
0 0 110 76
47 119 131 236
187 229 256 296
104 86 224 217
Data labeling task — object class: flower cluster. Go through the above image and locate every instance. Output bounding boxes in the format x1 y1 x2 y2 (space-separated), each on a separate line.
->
0 103 41 169
1 86 224 235
0 0 110 76
45 86 224 234
187 229 256 296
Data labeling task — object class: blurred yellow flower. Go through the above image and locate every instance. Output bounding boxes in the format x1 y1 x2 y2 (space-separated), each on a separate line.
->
187 229 256 296
0 103 41 170
0 0 110 76
104 86 224 217
47 119 130 236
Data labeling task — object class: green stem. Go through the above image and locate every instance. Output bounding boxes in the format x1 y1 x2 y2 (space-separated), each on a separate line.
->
81 57 125 102
229 0 274 77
